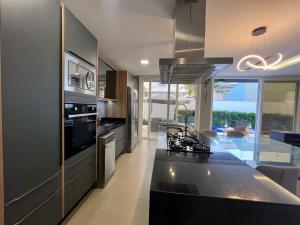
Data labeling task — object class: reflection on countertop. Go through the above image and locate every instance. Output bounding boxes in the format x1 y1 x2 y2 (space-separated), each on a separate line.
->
149 123 300 225
210 135 300 168
97 117 126 136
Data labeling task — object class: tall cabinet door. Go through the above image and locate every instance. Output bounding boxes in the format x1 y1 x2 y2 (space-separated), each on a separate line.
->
1 0 62 224
64 7 97 66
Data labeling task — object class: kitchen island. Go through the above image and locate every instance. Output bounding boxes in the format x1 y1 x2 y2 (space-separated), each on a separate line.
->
150 124 300 225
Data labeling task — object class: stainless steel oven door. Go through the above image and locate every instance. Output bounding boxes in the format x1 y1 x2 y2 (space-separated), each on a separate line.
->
64 113 97 160
64 52 96 96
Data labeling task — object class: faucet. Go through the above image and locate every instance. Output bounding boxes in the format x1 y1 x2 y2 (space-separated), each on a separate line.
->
174 103 188 124
173 103 189 136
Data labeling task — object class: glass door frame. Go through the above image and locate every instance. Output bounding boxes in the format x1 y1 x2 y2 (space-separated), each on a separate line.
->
138 77 200 139
212 78 300 138
212 78 261 137
257 79 299 137
138 77 300 140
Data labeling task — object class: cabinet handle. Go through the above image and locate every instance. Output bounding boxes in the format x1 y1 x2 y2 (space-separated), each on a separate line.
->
13 189 60 225
5 171 61 207
65 150 96 169
65 164 93 184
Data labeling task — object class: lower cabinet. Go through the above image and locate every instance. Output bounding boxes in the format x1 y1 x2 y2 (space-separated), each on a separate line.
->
4 172 61 225
116 139 125 158
64 145 96 215
15 191 61 225
112 125 126 158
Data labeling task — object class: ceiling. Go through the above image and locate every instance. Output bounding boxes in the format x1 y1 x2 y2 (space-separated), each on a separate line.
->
65 0 175 76
66 0 300 77
205 0 300 78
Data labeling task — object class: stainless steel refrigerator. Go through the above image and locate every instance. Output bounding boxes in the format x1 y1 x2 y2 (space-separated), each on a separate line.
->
127 87 138 152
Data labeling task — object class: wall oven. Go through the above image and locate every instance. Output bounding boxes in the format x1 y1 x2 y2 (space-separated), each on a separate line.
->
64 103 97 160
64 52 96 96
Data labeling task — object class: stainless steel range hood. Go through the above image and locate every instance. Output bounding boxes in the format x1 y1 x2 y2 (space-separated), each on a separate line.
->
160 0 233 84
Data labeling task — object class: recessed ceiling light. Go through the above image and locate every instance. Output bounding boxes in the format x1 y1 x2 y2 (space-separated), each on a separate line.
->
140 59 149 65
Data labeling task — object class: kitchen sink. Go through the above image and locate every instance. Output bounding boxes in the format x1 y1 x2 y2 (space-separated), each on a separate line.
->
166 126 184 134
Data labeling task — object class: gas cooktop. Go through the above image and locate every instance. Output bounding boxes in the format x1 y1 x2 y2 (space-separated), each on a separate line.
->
167 132 212 154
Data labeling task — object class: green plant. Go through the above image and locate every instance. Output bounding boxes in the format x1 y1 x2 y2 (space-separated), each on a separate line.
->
212 111 256 128
177 109 195 123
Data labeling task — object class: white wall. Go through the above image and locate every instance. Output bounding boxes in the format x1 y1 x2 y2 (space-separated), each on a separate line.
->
142 100 196 121
199 80 213 130
263 101 296 115
213 101 257 113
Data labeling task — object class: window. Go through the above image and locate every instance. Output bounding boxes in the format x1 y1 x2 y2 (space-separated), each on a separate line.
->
212 80 259 136
141 81 198 139
261 82 297 136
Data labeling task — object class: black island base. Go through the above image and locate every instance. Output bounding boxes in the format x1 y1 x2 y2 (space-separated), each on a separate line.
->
149 124 300 225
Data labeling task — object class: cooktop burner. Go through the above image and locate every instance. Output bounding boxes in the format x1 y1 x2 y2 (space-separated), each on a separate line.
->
167 132 212 154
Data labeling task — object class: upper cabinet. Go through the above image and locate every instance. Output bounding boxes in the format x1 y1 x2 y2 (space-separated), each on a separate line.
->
64 8 97 66
98 58 118 100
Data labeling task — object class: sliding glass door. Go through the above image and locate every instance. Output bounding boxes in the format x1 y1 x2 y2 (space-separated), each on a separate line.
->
142 82 150 138
169 84 198 125
149 82 169 139
261 82 297 136
141 79 299 139
142 81 198 139
212 80 259 136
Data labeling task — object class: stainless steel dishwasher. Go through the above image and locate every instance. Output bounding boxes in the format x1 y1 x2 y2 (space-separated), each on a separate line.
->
96 132 116 188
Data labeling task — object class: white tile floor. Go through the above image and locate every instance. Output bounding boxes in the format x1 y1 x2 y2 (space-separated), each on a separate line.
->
62 138 300 225
62 139 156 225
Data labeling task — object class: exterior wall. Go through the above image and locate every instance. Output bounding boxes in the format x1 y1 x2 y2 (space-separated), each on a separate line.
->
142 100 196 121
213 101 257 113
199 80 213 130
213 100 295 114
263 101 296 115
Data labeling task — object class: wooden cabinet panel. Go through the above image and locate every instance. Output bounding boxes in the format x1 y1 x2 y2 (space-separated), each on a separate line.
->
98 58 117 100
105 71 118 100
106 71 128 118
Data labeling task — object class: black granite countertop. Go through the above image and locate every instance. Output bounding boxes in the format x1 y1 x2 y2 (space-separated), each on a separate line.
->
97 117 126 136
151 123 300 205
150 123 300 225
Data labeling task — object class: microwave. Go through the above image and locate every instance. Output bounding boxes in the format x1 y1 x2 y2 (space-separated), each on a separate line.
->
64 52 96 96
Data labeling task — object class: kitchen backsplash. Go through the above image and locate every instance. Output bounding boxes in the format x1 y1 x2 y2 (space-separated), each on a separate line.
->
97 101 106 118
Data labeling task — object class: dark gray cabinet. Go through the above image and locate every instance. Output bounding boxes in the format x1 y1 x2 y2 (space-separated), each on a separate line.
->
12 191 61 225
65 7 97 66
112 125 126 158
64 145 96 215
270 130 300 147
1 0 62 224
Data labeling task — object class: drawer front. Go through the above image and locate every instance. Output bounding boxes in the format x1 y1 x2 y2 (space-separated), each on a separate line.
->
64 145 96 182
64 161 96 215
12 190 61 225
116 139 125 159
5 172 61 225
113 125 126 142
